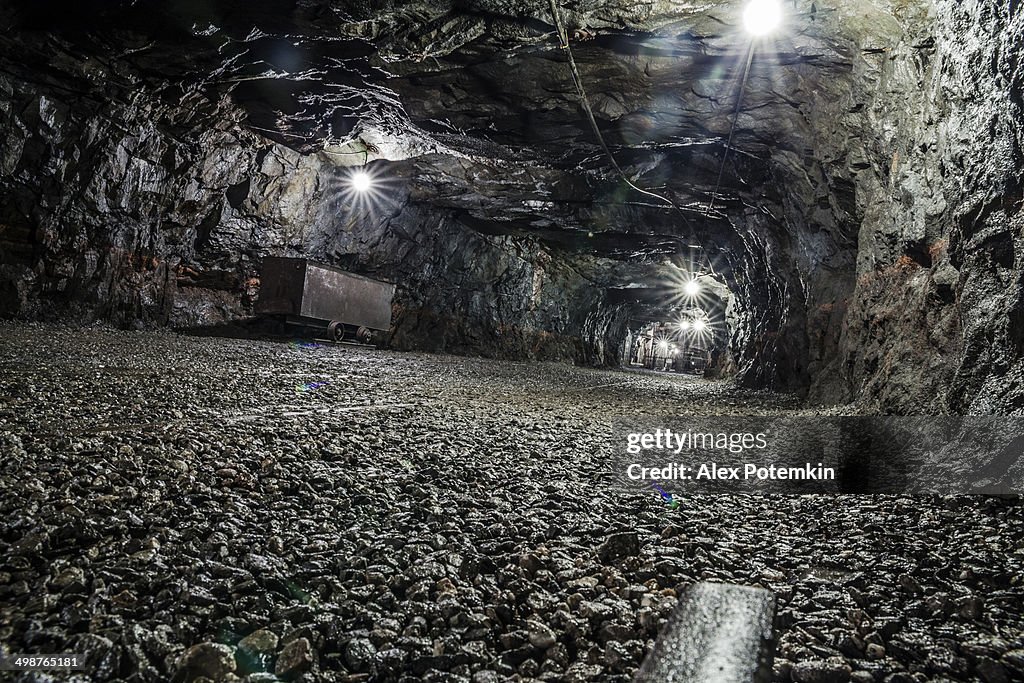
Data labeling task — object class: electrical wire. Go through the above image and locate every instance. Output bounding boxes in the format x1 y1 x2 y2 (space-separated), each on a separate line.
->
705 42 755 217
546 0 734 283
547 0 693 227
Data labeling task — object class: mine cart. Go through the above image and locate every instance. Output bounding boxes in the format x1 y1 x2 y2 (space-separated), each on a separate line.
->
255 257 395 342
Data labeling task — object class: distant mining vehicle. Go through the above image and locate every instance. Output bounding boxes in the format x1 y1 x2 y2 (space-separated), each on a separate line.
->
676 348 709 375
255 257 395 343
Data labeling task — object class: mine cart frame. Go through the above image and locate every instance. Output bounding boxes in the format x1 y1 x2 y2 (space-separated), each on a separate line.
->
255 257 395 343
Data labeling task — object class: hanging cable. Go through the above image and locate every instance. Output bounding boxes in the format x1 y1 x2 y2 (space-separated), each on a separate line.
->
546 0 731 282
705 42 755 217
548 0 693 227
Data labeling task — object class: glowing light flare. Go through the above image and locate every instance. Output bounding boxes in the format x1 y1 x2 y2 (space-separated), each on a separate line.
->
351 170 372 192
743 0 782 37
660 259 717 311
333 165 404 225
677 313 714 339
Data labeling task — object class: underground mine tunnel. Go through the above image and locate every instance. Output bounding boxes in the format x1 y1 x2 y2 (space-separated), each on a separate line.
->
1 0 1024 682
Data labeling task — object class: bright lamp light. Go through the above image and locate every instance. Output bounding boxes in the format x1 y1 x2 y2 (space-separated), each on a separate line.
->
680 320 692 331
693 319 708 333
743 0 782 36
684 280 701 298
351 170 372 192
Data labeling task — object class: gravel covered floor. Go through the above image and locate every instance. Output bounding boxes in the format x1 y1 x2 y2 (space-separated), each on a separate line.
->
1 324 1022 683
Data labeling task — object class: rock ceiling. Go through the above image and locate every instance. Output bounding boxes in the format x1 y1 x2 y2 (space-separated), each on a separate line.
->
7 0 900 269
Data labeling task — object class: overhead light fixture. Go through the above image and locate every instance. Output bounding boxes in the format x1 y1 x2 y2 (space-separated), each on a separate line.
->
351 170 372 192
680 320 692 331
684 280 701 298
693 319 708 333
743 0 782 36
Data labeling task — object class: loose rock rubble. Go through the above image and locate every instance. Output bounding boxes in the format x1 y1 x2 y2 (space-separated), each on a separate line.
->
1 323 1022 683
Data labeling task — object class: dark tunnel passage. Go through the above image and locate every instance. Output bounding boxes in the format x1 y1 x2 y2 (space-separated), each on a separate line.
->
2 2 1024 683
3 0 1016 413
0 1 957 402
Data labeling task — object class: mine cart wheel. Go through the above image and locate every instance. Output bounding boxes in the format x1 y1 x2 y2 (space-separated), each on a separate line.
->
327 321 345 342
356 326 372 344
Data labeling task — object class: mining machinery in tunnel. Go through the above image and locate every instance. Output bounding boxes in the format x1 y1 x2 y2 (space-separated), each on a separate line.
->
1 1 1024 683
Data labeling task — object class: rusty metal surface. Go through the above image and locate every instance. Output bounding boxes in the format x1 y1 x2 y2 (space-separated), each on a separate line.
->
255 257 307 316
256 257 395 330
633 582 776 683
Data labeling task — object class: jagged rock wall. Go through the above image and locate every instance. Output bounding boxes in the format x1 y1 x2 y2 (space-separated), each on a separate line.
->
311 183 617 362
811 0 1024 413
0 71 314 328
724 207 811 392
0 58 620 364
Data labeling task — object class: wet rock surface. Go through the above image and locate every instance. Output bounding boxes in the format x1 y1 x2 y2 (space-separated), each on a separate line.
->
1 323 1022 682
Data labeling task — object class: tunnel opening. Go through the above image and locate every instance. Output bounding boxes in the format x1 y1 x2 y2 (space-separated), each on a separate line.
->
622 317 714 375
604 264 739 381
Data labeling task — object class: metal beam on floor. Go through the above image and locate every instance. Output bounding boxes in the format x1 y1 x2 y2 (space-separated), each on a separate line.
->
633 582 776 683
